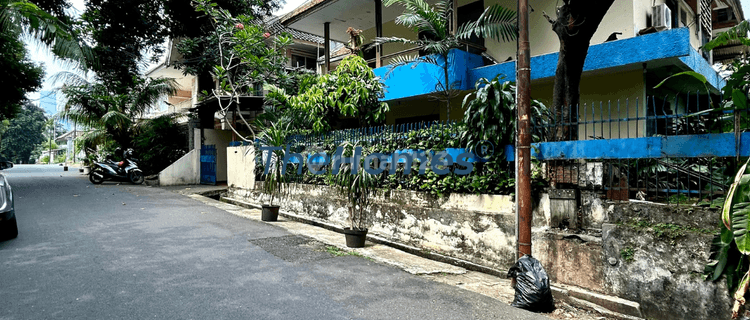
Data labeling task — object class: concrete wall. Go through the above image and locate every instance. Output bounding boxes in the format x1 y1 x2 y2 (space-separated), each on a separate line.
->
226 178 733 318
158 149 199 186
228 184 519 270
227 146 255 190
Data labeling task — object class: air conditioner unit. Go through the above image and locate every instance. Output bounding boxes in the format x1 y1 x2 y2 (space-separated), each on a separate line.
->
652 4 672 31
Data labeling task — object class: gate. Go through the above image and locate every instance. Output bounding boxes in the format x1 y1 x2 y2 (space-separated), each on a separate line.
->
200 144 217 185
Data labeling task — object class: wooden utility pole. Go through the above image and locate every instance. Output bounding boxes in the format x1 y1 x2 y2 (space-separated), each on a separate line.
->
516 0 532 257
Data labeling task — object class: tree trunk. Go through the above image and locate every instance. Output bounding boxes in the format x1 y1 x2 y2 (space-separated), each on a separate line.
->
550 0 614 141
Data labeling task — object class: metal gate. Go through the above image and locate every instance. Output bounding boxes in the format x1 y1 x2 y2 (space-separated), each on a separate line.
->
200 144 217 185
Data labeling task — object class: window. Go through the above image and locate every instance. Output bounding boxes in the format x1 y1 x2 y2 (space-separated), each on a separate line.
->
716 8 736 22
680 8 687 27
291 54 316 70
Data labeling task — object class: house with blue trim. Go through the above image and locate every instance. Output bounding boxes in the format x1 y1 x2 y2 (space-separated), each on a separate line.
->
280 0 744 138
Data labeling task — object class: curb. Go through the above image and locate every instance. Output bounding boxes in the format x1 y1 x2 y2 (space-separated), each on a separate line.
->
218 193 643 320
220 195 507 278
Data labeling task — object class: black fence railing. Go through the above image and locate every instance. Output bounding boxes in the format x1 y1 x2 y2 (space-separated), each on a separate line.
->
247 92 750 204
533 92 750 204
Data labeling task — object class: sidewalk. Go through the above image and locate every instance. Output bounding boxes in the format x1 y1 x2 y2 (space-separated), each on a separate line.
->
162 185 626 320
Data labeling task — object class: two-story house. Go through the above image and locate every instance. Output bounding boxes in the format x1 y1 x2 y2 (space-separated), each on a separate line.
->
280 0 742 139
146 17 343 185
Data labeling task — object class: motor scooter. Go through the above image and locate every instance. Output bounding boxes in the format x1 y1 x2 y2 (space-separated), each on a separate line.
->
89 149 144 184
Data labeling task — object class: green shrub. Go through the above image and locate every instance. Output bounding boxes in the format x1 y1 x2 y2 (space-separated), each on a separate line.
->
132 115 188 175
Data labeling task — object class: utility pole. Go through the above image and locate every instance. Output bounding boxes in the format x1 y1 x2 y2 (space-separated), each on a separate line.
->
49 121 53 164
516 0 532 258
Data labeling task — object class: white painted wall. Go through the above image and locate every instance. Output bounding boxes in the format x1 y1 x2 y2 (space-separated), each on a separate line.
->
359 0 700 65
158 149 199 185
227 146 255 190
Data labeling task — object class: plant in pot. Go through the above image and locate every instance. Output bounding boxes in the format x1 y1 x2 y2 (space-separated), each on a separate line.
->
333 143 378 248
257 122 291 221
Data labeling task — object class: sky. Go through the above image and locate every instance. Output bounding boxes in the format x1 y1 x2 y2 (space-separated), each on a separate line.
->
24 0 308 104
23 0 750 104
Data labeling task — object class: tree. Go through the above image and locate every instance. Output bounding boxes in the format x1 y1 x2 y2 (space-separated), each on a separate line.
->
186 0 292 141
132 114 188 175
77 0 282 91
60 76 178 149
172 0 283 78
0 0 96 121
1 0 97 69
0 31 42 120
285 55 390 133
543 0 615 140
369 0 517 120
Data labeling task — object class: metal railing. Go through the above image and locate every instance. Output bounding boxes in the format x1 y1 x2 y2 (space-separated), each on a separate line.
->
532 92 750 204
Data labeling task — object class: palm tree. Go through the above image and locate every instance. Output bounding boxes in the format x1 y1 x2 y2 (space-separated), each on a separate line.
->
1 0 96 69
59 77 178 150
368 0 517 120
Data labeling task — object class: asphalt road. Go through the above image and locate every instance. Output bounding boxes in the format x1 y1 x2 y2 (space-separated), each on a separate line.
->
0 164 546 319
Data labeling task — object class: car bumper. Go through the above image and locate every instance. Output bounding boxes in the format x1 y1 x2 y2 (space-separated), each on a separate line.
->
0 207 14 222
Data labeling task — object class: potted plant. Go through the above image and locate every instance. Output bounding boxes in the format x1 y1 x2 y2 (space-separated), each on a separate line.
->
257 122 290 221
333 143 378 248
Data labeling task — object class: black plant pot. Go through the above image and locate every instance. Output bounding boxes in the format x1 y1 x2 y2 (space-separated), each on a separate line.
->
261 205 280 222
343 228 368 248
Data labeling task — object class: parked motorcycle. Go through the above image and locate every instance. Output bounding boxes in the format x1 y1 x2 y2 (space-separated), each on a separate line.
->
89 149 144 185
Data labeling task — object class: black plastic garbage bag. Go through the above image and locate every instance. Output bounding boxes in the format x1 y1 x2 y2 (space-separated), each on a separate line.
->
507 255 555 312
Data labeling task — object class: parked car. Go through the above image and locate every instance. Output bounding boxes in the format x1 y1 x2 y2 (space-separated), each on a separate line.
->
0 161 16 240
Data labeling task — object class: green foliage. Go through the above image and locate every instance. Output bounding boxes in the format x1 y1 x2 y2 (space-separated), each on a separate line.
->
705 157 750 304
625 218 713 239
172 0 283 78
40 138 58 151
132 115 188 175
60 76 178 150
260 121 523 198
0 28 43 120
2 0 96 71
702 20 750 52
370 0 517 117
40 155 49 163
287 56 390 133
620 247 635 262
461 77 551 160
180 0 292 141
257 121 291 206
331 142 379 230
0 103 46 163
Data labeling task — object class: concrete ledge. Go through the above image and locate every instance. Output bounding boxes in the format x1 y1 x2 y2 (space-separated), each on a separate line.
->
552 283 643 319
221 195 508 277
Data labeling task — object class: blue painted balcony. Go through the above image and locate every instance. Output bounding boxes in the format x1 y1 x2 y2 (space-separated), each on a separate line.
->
372 49 484 101
371 28 725 102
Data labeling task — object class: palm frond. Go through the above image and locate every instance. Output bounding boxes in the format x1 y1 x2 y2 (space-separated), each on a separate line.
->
49 71 90 88
128 78 179 118
3 1 97 70
101 110 131 128
366 36 424 50
75 128 111 150
386 0 447 39
703 20 750 51
382 54 441 78
456 4 518 43
423 40 452 55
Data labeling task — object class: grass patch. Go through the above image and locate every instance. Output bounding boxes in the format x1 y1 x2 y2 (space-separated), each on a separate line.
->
624 218 714 239
324 246 372 261
620 247 635 262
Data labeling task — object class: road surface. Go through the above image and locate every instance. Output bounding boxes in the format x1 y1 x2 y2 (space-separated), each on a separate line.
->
0 164 546 319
